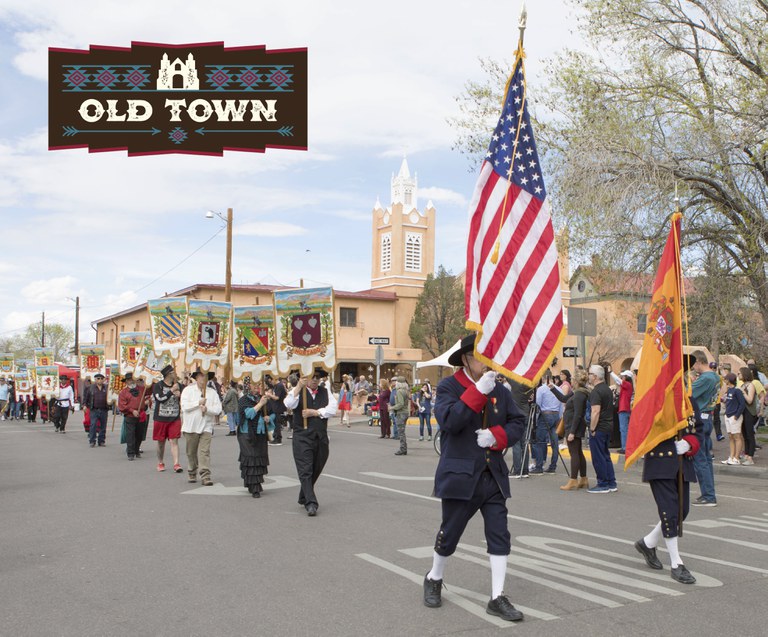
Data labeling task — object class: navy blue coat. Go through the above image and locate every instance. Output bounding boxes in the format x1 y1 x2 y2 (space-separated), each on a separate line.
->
434 370 525 501
641 402 704 483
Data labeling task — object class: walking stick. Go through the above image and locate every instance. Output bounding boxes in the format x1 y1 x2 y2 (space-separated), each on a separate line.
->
302 384 308 429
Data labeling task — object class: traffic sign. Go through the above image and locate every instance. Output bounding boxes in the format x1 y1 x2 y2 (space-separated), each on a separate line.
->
368 337 390 345
562 346 579 358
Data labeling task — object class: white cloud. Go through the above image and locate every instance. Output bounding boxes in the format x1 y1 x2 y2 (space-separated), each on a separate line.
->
234 222 307 237
419 186 469 208
21 275 77 304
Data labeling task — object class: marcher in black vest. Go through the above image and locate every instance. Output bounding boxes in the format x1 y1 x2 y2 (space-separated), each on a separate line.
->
634 354 704 584
265 375 287 445
283 368 338 516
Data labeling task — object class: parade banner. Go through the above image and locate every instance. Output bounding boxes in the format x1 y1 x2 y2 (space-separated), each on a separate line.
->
274 287 335 376
147 297 188 358
0 352 14 376
119 332 151 376
34 347 55 367
135 347 174 385
35 366 60 399
107 363 124 405
15 371 32 400
231 305 278 381
79 344 106 379
185 300 232 371
16 359 34 372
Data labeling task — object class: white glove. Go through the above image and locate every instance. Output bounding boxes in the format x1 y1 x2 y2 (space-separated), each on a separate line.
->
475 370 497 395
674 439 691 455
475 428 496 448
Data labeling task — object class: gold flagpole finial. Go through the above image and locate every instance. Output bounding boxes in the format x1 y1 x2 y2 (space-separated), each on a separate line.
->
518 2 528 48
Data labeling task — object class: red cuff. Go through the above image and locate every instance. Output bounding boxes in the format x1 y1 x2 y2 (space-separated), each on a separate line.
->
682 434 700 457
489 425 508 451
461 384 487 413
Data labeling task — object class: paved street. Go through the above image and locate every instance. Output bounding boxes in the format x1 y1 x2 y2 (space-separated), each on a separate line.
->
2 413 767 637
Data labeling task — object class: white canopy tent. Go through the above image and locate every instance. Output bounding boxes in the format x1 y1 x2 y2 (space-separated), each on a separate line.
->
416 339 461 370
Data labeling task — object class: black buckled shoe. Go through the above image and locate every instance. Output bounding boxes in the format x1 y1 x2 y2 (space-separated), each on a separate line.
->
423 574 442 608
486 595 524 621
634 538 663 570
671 564 696 584
306 503 318 517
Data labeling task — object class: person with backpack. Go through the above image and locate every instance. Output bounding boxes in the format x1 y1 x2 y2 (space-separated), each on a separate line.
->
392 377 411 456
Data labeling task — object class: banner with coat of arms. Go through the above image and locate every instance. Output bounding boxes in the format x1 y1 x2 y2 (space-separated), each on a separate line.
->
36 365 60 399
79 344 106 379
119 332 150 376
34 347 55 367
135 347 174 385
147 297 188 358
231 305 278 381
15 371 32 400
185 300 232 371
107 363 124 405
274 287 335 376
0 352 14 376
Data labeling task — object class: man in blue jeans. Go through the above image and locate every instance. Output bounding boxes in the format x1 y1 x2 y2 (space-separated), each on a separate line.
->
532 374 561 474
690 351 719 507
587 365 618 493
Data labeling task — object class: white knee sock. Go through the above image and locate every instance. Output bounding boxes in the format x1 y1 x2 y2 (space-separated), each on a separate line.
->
644 522 662 549
665 536 682 568
427 552 447 582
489 554 508 599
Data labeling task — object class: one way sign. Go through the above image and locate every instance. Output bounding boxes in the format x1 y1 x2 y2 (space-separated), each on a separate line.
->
562 346 579 358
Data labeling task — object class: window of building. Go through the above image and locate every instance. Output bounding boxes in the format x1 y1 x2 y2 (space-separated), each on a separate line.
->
637 313 647 334
134 320 140 330
100 331 105 344
404 189 412 206
405 232 422 272
380 232 392 272
340 307 357 328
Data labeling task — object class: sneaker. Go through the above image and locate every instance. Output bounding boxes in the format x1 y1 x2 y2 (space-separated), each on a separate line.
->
428 436 432 441
692 496 717 507
89 442 96 448
269 441 283 446
486 595 524 622
741 458 755 466
418 437 424 441
587 486 611 494
608 485 618 492
716 434 725 441
726 458 741 465
529 468 543 475
157 463 165 472
544 466 557 474
173 464 182 473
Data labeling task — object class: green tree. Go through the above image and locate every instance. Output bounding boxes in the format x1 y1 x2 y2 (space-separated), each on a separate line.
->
409 266 466 371
12 323 74 363
451 0 768 328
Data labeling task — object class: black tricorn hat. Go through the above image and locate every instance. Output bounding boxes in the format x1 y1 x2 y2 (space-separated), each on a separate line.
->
94 373 105 380
124 372 134 381
190 368 204 379
160 365 175 378
312 368 329 379
448 334 477 367
207 371 216 381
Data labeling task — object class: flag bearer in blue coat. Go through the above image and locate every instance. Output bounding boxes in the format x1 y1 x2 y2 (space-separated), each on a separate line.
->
423 334 526 622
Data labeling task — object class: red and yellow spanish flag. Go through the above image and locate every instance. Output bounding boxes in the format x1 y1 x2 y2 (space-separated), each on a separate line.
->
624 213 693 469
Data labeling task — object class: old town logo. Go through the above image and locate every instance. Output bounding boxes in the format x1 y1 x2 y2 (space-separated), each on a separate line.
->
49 41 307 156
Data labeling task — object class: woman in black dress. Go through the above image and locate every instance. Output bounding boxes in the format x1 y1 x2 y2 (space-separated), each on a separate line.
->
237 379 276 498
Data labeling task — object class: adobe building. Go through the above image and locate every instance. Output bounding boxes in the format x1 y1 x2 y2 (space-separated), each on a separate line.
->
92 159 436 384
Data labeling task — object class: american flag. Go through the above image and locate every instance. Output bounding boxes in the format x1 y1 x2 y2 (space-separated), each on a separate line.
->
465 54 564 386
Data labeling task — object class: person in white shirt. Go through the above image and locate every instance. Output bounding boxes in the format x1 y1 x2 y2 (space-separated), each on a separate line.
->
181 369 222 486
283 368 337 516
53 377 75 433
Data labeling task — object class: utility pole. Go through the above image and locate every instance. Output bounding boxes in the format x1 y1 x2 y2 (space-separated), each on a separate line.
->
41 312 45 347
74 296 80 357
225 208 233 302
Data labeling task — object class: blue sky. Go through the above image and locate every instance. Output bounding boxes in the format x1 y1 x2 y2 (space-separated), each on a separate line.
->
0 0 578 345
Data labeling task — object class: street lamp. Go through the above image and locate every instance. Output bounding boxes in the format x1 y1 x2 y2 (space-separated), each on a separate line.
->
206 208 233 302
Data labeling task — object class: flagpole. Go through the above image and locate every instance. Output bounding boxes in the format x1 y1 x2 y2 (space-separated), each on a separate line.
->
518 1 527 49
673 196 685 538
